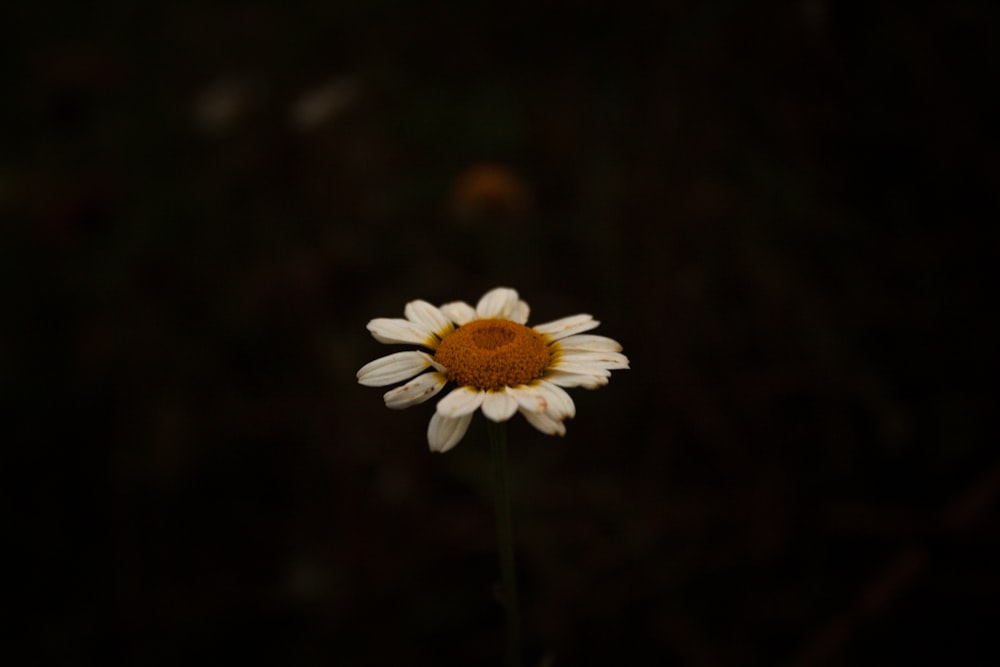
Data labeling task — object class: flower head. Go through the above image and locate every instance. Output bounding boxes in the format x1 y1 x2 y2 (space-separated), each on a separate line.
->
357 287 629 452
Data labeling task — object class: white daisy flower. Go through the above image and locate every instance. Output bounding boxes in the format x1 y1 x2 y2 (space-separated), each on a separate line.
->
357 287 629 453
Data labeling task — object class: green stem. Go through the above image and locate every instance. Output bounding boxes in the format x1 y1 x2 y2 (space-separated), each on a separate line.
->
488 420 522 667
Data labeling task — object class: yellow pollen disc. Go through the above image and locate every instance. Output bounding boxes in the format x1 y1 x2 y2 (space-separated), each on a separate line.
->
434 319 550 391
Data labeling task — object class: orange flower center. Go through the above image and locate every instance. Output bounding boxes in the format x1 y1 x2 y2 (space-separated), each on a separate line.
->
434 319 550 391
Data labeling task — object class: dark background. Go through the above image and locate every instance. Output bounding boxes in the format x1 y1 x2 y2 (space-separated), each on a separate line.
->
5 1 998 665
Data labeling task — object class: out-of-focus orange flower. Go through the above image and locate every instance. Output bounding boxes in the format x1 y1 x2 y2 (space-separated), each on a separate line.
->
448 163 532 222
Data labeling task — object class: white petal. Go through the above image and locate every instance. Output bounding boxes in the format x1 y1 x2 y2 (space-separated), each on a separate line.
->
533 314 600 341
436 386 487 418
383 372 447 409
428 411 473 453
357 351 436 387
519 407 566 437
509 385 547 414
545 370 610 389
549 361 613 377
508 384 573 419
481 388 519 422
534 380 576 419
440 300 478 325
555 334 623 353
426 356 447 372
367 318 437 347
476 287 521 319
555 351 630 370
404 300 454 337
508 299 530 324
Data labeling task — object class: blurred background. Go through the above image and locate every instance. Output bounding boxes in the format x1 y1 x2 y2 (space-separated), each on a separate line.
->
5 1 998 665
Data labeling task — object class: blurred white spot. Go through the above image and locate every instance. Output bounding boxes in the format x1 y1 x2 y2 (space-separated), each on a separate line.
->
288 77 359 132
192 76 260 136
